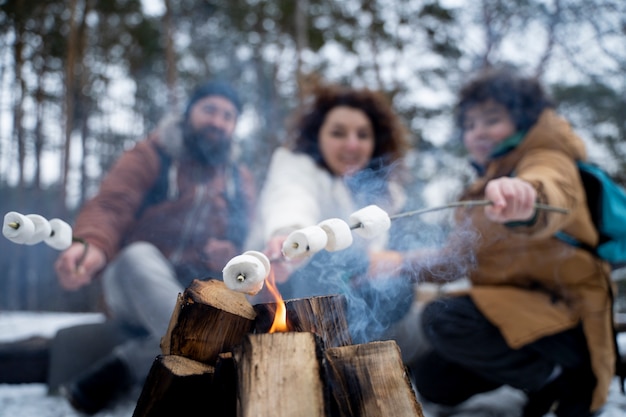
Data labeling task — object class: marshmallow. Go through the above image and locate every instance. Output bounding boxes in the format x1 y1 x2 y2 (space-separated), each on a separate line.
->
44 218 73 250
243 250 271 277
282 225 328 260
222 254 267 295
318 218 353 252
2 211 35 244
348 205 391 239
24 214 52 245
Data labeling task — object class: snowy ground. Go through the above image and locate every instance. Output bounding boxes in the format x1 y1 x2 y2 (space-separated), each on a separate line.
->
1 311 626 417
0 312 140 417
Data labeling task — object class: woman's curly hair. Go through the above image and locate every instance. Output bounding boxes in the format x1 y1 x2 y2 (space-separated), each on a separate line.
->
456 67 555 132
286 81 410 174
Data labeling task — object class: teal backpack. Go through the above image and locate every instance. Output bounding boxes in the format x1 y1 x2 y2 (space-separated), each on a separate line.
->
556 160 626 393
556 161 626 267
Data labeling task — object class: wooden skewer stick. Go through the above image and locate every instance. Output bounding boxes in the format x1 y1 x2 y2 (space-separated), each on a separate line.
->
268 199 568 263
388 199 568 221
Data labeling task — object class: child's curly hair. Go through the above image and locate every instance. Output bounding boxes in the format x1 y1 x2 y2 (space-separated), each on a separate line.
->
456 67 555 132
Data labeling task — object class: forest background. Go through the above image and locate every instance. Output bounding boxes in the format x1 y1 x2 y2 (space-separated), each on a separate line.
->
0 0 624 312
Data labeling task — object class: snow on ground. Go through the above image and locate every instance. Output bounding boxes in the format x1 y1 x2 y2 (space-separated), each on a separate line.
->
0 311 625 417
0 312 136 417
0 311 105 342
0 382 138 417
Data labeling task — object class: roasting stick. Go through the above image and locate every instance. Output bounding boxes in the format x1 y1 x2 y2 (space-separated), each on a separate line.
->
385 199 569 222
226 200 569 293
280 199 568 259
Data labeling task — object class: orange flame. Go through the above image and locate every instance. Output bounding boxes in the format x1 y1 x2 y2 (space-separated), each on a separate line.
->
265 269 288 333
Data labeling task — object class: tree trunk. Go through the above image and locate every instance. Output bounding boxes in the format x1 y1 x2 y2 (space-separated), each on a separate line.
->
294 0 309 103
62 0 80 209
163 0 178 113
12 0 26 189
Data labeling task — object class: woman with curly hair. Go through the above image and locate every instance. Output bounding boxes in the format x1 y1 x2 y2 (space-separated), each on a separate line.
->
246 81 413 341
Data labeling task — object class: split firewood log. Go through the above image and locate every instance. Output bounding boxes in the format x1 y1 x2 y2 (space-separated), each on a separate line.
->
132 355 215 417
161 279 256 364
212 352 237 416
324 340 424 417
234 332 326 417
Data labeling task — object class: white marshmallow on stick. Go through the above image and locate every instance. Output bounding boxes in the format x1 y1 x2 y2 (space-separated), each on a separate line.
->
348 204 391 239
24 214 52 245
44 218 73 250
318 218 353 252
282 225 328 260
2 211 36 244
222 254 268 295
243 250 271 276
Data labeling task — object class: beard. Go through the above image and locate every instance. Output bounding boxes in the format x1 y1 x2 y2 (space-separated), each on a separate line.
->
183 123 232 166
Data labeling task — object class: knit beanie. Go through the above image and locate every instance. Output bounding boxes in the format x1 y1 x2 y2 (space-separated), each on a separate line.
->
184 80 242 119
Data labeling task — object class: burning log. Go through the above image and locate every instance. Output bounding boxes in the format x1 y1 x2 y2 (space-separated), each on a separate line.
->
324 341 424 417
235 332 326 417
253 295 353 349
161 279 256 364
133 355 215 417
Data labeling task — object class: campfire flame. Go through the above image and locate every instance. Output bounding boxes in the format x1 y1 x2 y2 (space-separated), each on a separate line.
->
265 269 288 333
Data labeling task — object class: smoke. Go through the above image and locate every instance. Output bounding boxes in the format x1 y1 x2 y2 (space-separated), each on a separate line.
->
272 212 482 344
405 218 480 285
248 142 483 343
276 245 412 344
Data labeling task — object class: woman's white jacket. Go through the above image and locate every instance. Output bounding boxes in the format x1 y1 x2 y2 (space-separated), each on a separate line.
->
246 147 405 252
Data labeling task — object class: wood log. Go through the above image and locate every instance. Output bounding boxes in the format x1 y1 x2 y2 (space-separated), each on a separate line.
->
161 279 256 364
324 341 424 417
253 294 352 349
132 354 216 417
213 352 237 417
234 332 326 417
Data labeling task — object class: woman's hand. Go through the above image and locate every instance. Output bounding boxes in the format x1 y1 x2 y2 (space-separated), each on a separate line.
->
484 177 537 223
54 242 106 291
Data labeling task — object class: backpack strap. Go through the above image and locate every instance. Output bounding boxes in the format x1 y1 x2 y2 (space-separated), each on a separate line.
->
554 231 598 257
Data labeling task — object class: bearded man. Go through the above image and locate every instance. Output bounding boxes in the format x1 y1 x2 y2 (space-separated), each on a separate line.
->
54 81 256 414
